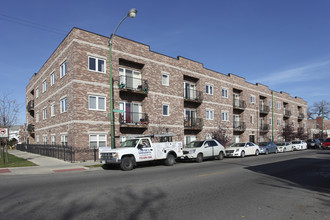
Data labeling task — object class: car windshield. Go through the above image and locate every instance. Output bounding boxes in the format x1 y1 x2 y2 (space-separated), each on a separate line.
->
121 139 139 148
186 141 203 148
231 143 246 147
276 142 285 146
258 142 267 146
292 141 300 144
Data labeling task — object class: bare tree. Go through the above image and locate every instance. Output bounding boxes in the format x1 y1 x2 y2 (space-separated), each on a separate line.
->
281 124 296 142
0 94 20 128
211 125 230 147
309 100 330 119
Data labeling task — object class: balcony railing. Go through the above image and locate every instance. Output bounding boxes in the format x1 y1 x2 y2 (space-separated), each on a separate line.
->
27 124 35 133
184 89 203 103
184 118 203 130
283 110 291 118
233 121 246 131
27 100 34 112
233 99 246 110
259 124 270 133
298 113 304 120
119 112 149 127
259 105 270 114
118 75 148 94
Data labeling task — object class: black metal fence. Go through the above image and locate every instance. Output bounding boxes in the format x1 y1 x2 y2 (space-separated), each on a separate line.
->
16 144 99 162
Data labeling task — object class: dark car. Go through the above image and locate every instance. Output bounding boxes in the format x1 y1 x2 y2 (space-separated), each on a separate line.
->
307 139 322 149
321 138 330 150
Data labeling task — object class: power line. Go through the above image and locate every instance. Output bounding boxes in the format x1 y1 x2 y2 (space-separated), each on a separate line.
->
0 12 67 36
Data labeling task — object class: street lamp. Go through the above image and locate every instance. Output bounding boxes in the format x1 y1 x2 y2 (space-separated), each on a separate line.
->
109 8 137 149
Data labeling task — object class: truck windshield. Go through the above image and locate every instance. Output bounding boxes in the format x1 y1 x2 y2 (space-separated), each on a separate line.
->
121 139 139 148
186 141 203 148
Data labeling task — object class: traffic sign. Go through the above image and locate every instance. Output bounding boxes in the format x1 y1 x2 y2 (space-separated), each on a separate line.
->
0 128 8 138
113 109 124 113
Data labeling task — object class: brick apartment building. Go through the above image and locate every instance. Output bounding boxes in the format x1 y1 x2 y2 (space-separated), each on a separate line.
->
26 27 308 160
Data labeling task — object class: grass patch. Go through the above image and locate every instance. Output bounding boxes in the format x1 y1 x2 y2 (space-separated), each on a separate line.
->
0 152 37 168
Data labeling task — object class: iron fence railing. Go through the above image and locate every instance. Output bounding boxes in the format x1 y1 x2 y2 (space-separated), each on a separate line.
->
118 75 148 93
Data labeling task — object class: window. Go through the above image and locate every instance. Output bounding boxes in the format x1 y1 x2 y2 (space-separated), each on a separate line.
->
292 121 295 127
269 100 272 108
292 105 295 113
277 118 281 126
43 108 47 120
36 88 39 98
42 80 47 93
250 114 254 124
61 135 67 146
60 61 67 78
269 117 272 125
162 73 169 86
51 72 55 86
250 95 256 104
89 95 106 111
222 88 228 98
51 103 55 117
88 56 105 73
206 109 214 120
222 111 229 121
303 108 306 115
36 136 39 144
89 134 107 149
43 136 47 145
277 102 281 110
36 111 39 122
163 104 169 116
60 97 67 113
206 84 213 95
51 135 56 145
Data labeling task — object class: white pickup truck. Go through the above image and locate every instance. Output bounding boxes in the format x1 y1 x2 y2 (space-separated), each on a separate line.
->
99 137 183 171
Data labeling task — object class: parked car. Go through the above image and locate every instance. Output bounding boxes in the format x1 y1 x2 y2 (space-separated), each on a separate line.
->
307 139 322 149
225 142 260 158
181 139 225 162
258 142 278 154
291 140 307 151
321 138 330 150
276 142 294 152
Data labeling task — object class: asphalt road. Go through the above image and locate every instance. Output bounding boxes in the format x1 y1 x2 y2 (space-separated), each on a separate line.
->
1 150 329 220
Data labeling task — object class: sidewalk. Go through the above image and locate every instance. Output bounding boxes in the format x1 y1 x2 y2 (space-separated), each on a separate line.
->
0 150 102 175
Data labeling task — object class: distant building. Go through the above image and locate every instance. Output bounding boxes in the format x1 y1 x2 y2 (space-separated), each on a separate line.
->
25 28 308 160
308 116 330 139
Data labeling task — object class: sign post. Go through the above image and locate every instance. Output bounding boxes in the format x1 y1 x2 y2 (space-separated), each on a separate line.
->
0 128 9 164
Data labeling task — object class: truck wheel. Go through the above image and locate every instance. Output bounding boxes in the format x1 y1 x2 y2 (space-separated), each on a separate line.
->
196 153 203 163
120 157 134 171
164 154 175 166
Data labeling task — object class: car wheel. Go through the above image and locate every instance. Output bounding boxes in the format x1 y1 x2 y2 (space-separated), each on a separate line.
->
196 153 203 163
120 156 134 171
265 149 269 155
275 148 278 154
255 150 259 156
164 154 175 166
218 151 224 160
284 147 286 152
240 151 245 158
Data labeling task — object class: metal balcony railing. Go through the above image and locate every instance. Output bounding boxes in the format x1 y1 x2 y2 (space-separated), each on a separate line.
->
259 105 270 114
184 89 203 102
298 113 304 120
118 75 148 94
233 99 246 110
184 118 203 130
27 124 35 133
233 121 246 131
27 100 34 112
260 124 270 133
283 110 291 118
119 112 149 126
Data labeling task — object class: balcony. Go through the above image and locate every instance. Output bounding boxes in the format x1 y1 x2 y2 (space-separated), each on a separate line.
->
184 118 203 130
184 89 203 104
259 105 270 115
298 113 304 120
27 100 34 112
283 110 291 118
259 124 270 133
118 75 148 95
297 127 305 134
233 121 246 132
27 124 35 133
119 112 149 128
233 100 246 110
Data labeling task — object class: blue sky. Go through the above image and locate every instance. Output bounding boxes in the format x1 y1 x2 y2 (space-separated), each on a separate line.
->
1 0 329 124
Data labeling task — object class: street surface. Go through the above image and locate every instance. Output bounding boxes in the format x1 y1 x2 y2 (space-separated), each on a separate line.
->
1 150 329 220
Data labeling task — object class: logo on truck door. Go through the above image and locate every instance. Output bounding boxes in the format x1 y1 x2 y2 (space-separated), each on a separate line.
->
138 139 152 159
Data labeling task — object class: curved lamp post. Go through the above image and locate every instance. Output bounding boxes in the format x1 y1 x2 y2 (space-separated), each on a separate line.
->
109 8 137 148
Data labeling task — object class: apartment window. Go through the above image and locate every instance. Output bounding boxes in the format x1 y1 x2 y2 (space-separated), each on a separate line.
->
36 88 39 98
162 73 169 86
222 111 229 121
51 135 56 145
36 136 39 144
60 97 67 113
89 134 107 149
51 103 55 117
51 72 55 86
222 88 228 98
269 100 272 108
303 108 306 115
292 105 295 113
61 135 67 146
250 114 254 124
43 108 47 120
250 95 256 104
292 121 295 127
42 80 47 93
269 117 272 125
88 56 105 73
206 109 214 120
163 104 169 116
43 136 47 145
277 102 281 110
303 122 306 128
277 118 281 126
60 61 67 78
206 84 213 95
89 95 106 111
36 111 39 122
